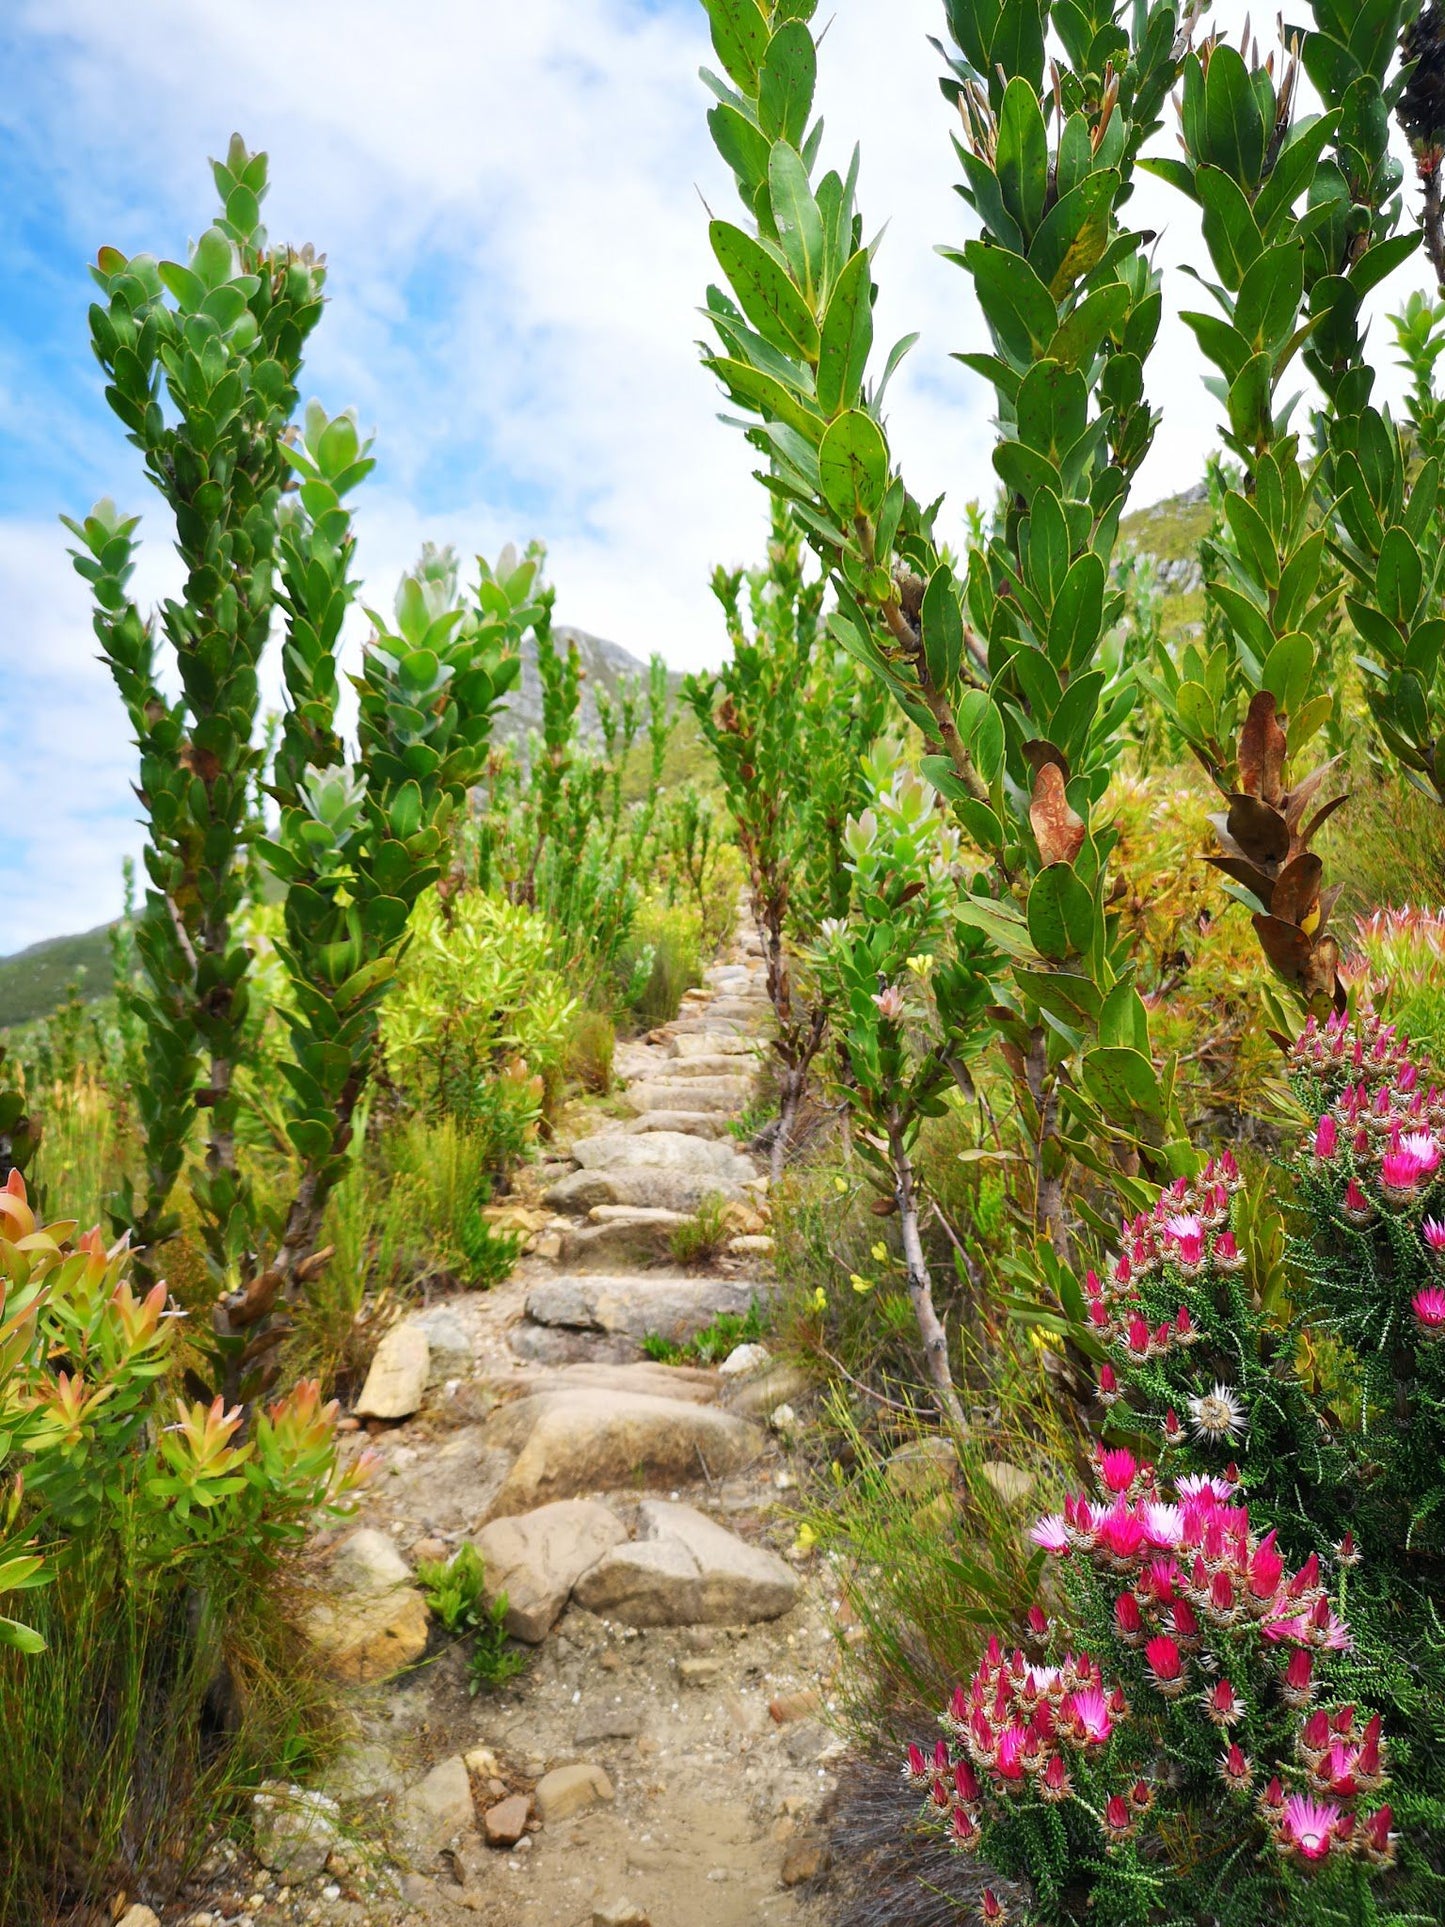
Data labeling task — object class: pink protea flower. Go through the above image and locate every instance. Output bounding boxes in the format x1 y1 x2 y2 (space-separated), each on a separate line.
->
1249 1531 1285 1600
955 1758 982 1803
1114 1591 1145 1645
1144 1634 1186 1696
1321 1741 1362 1798
1103 1792 1134 1840
1423 1217 1445 1258
871 985 905 1020
1060 1684 1113 1747
1412 1286 1445 1332
1029 1513 1070 1555
1204 1678 1242 1726
1212 1230 1244 1271
995 1722 1029 1781
1096 1503 1147 1562
980 1890 1006 1924
1097 1446 1138 1494
1313 1114 1339 1160
1025 1605 1050 1641
1123 1313 1153 1359
1162 1407 1186 1446
951 1805 980 1851
1143 1502 1184 1548
1278 1793 1341 1863
1361 1803 1396 1866
1402 1129 1442 1177
1220 1742 1253 1793
1335 1531 1360 1569
1096 1362 1120 1406
1281 1648 1315 1707
1039 1752 1072 1803
1343 1178 1374 1225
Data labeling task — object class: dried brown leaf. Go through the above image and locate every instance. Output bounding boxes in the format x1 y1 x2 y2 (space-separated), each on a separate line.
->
1239 691 1287 804
1029 762 1086 867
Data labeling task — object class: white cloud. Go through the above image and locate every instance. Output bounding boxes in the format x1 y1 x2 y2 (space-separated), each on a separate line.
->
0 0 1436 951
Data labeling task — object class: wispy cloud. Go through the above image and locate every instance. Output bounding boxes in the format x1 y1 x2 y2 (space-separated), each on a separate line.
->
0 0 1432 951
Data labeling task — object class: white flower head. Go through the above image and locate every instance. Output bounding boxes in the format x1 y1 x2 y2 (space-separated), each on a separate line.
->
1187 1382 1247 1445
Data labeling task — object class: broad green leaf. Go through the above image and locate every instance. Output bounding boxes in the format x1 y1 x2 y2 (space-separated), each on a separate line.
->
1082 1045 1165 1123
710 221 819 359
1261 632 1314 714
964 242 1056 363
921 565 964 692
708 102 772 189
817 409 889 519
1195 166 1262 289
704 0 770 92
1046 552 1105 672
1027 863 1094 961
1203 44 1266 188
1234 242 1304 354
769 142 825 303
996 78 1048 240
1028 170 1118 298
705 355 825 443
1015 360 1087 462
1048 282 1129 370
1376 524 1424 623
957 688 1006 784
816 249 873 416
1226 352 1273 450
759 21 816 147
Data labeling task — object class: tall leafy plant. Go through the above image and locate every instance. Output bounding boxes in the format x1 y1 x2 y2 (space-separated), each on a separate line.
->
694 0 1195 1250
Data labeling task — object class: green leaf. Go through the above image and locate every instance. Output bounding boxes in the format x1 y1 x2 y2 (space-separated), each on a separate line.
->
769 142 825 303
1203 44 1266 188
1098 981 1150 1052
1046 552 1105 672
1082 1045 1165 1124
759 21 816 147
1013 968 1103 1027
996 77 1048 240
1253 112 1340 239
191 227 235 292
1376 524 1424 623
710 222 819 359
1261 632 1314 714
1234 242 1304 354
955 894 1038 961
1028 170 1118 299
1027 863 1094 961
1226 352 1273 450
1047 282 1129 370
964 242 1056 363
0 1616 45 1655
1015 359 1087 461
708 102 772 189
1195 166 1262 289
817 409 889 520
957 688 1007 783
704 0 770 92
816 249 873 416
921 565 964 692
706 355 825 443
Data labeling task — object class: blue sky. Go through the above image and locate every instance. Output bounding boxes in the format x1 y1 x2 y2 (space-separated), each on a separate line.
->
0 0 1433 953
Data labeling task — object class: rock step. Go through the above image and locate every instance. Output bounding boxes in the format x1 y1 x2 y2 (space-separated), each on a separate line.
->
544 1167 745 1213
626 1078 753 1114
482 1388 765 1516
525 1272 769 1343
651 1053 760 1080
620 1110 732 1140
570 1129 754 1181
557 1216 684 1270
573 1498 798 1627
669 1033 762 1059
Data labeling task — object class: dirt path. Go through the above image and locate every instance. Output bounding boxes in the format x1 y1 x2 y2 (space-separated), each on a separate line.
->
170 929 844 1927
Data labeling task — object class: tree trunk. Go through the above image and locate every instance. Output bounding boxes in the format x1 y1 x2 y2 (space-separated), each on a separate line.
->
888 1113 967 1434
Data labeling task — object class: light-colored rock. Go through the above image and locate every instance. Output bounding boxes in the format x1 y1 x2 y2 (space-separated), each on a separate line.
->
543 1170 620 1212
571 1131 754 1180
594 1899 651 1926
671 1032 762 1058
770 1688 823 1723
534 1761 614 1822
547 1360 720 1402
626 1078 754 1115
354 1322 430 1420
780 1835 830 1885
252 1782 341 1880
982 1460 1035 1506
118 1910 162 1927
769 1403 798 1435
552 1167 745 1212
622 1109 731 1139
723 1360 811 1420
304 1528 430 1683
728 1233 775 1256
483 1392 765 1519
718 1341 770 1377
399 1755 475 1854
575 1701 644 1743
559 1214 682 1270
410 1306 472 1382
524 1274 769 1345
464 1746 501 1780
884 1437 958 1500
473 1498 627 1642
322 1741 405 1801
572 1499 799 1626
483 1793 531 1848
656 1053 759 1079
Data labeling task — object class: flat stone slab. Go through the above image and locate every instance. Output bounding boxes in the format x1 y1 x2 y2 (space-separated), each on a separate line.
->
571 1131 753 1180
655 1054 761 1080
670 1033 762 1059
474 1498 627 1642
525 1273 768 1343
625 1078 753 1115
482 1391 765 1518
354 1322 430 1420
573 1499 799 1627
547 1167 743 1213
559 1215 680 1271
622 1111 731 1140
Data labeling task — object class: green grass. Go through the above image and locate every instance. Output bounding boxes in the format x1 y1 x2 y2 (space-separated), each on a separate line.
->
641 1297 767 1366
0 924 115 1027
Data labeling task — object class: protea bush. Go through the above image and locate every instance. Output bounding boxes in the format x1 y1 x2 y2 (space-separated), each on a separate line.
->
912 1012 1445 1920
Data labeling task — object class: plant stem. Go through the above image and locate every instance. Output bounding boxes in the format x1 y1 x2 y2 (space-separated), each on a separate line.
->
888 1110 967 1434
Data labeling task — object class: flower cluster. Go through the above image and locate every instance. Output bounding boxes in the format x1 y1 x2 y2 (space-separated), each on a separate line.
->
911 1446 1396 1891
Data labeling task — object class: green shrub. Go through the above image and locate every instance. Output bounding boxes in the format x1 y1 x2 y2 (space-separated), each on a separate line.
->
566 1009 616 1094
0 1173 362 1919
641 1299 767 1366
415 1545 528 1695
622 895 703 1028
382 888 574 1155
1348 908 1445 1059
668 1191 732 1267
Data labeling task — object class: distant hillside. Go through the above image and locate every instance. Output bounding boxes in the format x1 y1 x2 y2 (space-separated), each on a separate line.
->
1119 483 1211 645
0 924 115 1028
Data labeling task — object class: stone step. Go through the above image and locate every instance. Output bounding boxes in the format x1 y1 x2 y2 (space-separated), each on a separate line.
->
544 1166 745 1213
670 1033 763 1059
559 1213 683 1270
654 1053 760 1080
704 999 772 1022
626 1077 753 1115
570 1130 754 1182
572 1499 798 1627
482 1390 764 1517
667 1017 751 1036
524 1272 767 1343
621 1111 731 1140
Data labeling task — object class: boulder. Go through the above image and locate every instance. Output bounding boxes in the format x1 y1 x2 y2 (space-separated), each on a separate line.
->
483 1392 765 1518
671 1032 762 1058
543 1170 619 1212
117 1910 162 1927
575 1700 644 1744
252 1782 341 1880
626 1078 754 1115
398 1754 475 1855
410 1305 472 1383
594 1902 651 1927
572 1499 799 1626
724 1361 811 1420
524 1273 767 1345
884 1437 958 1500
473 1498 627 1642
571 1131 753 1180
304 1528 430 1683
534 1761 614 1822
484 1793 531 1848
655 1053 759 1080
559 1213 683 1270
622 1110 730 1139
718 1342 770 1377
354 1322 430 1420
982 1461 1035 1506
550 1167 744 1212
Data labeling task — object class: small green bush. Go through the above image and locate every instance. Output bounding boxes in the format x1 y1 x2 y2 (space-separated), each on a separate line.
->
415 1545 528 1695
566 1008 616 1094
641 1299 767 1366
668 1191 731 1267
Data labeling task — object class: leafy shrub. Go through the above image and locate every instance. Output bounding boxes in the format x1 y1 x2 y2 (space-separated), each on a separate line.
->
382 887 574 1158
415 1545 527 1695
641 1299 767 1366
668 1191 732 1267
622 896 703 1028
566 1009 616 1094
0 1173 363 1918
